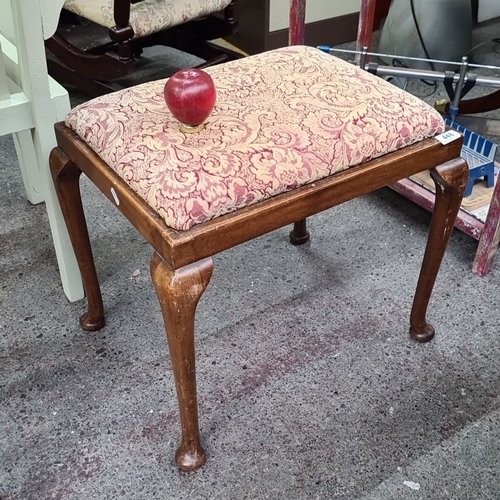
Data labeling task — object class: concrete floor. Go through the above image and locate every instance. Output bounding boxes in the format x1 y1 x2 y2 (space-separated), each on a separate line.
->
2 23 500 500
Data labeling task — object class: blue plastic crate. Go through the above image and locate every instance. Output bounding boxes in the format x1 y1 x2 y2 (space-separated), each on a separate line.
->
445 118 497 197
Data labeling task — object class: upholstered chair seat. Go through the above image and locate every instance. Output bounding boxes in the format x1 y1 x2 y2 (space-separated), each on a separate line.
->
63 0 233 38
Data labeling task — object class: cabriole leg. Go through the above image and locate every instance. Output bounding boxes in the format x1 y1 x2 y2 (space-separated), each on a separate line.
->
150 253 213 471
410 158 468 342
49 148 104 330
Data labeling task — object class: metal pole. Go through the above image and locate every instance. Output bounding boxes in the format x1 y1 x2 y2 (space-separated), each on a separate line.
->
450 57 469 122
318 46 500 89
319 45 500 72
366 64 500 89
359 46 369 71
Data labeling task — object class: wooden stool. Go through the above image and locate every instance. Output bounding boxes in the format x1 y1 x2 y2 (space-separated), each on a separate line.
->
49 46 468 471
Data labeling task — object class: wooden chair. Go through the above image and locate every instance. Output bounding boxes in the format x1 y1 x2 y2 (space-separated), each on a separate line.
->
0 0 83 302
45 0 239 96
50 42 468 470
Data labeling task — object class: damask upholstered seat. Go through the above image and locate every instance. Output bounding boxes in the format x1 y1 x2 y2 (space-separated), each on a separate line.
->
50 45 468 471
65 46 445 230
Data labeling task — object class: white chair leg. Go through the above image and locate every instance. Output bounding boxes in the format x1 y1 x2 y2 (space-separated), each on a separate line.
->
42 162 85 302
13 129 44 204
12 128 84 301
2 0 84 302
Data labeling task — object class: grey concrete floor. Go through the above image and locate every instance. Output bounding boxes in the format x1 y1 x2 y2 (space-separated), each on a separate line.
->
2 25 500 500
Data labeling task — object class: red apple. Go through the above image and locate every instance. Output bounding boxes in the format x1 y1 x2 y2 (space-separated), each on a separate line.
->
164 68 216 132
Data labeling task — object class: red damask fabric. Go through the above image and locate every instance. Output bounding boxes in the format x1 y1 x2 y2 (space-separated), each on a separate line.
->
66 46 445 230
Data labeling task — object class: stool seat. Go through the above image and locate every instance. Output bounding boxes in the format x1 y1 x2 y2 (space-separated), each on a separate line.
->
66 46 445 230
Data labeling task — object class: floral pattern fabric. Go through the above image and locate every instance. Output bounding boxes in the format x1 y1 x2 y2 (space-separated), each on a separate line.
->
63 0 232 38
66 45 445 231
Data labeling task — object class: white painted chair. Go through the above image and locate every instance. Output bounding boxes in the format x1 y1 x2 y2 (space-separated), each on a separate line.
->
0 0 83 301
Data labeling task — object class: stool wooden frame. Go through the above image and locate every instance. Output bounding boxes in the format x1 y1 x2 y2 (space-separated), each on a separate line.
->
50 122 468 470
